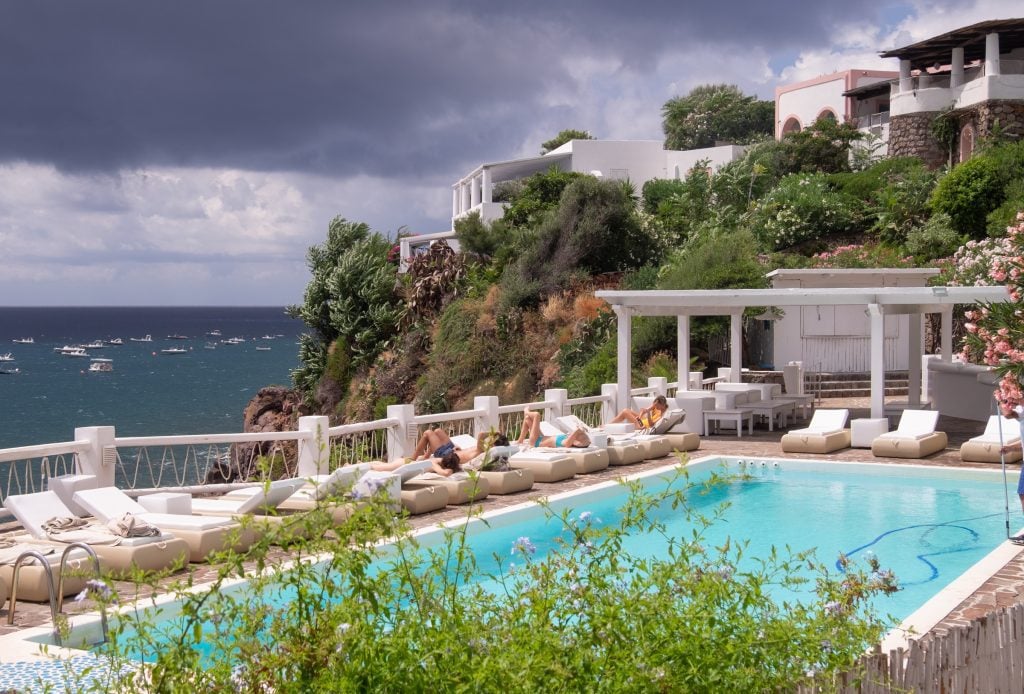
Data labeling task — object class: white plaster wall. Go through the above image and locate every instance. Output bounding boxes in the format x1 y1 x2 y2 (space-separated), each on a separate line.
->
566 140 667 187
777 77 847 131
665 145 745 177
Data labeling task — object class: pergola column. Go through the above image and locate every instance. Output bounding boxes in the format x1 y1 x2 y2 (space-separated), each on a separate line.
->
941 306 953 362
481 168 492 204
899 59 912 92
869 304 885 418
951 46 965 88
451 188 459 217
614 305 632 413
908 313 922 407
470 176 481 208
986 32 1001 76
730 311 742 382
677 315 690 390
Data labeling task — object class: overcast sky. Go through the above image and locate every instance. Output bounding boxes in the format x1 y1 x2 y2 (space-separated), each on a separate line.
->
0 0 1014 306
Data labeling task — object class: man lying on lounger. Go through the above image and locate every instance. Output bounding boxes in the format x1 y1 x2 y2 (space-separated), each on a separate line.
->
517 408 591 449
410 427 509 467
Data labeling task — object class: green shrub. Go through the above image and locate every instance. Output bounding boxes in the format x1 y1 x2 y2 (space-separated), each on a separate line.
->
501 167 587 229
559 337 617 397
905 213 963 261
641 177 688 214
930 156 1003 238
987 178 1024 237
658 228 766 291
748 174 858 251
871 160 940 244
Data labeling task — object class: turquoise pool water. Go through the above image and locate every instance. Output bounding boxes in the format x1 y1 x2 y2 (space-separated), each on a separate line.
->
93 457 1012 659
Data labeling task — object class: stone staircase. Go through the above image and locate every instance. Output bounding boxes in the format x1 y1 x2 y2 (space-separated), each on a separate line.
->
807 371 910 399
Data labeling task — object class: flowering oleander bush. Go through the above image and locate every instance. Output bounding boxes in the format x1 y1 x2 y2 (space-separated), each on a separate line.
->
57 468 897 693
961 212 1024 413
748 173 858 251
809 242 912 269
936 236 1016 287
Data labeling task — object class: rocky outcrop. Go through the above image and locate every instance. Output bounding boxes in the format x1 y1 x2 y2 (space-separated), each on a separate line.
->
204 386 311 483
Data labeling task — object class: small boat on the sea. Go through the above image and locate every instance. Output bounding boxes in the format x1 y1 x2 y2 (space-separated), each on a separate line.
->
0 353 14 362
0 367 19 375
82 341 104 349
166 334 188 340
106 338 124 346
207 330 222 337
60 347 89 358
204 342 217 350
130 335 153 342
260 335 276 340
12 337 33 344
255 346 271 351
88 358 113 372
221 337 246 345
160 347 188 355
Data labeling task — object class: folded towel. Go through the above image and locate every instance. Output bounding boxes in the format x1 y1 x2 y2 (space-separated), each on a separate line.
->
43 516 89 533
108 513 161 538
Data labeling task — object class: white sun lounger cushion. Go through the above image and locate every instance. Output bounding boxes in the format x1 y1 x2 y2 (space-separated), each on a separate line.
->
971 416 1022 444
4 490 171 546
891 409 939 437
450 434 478 449
788 409 849 435
72 487 234 531
313 463 372 500
556 415 593 434
192 478 308 515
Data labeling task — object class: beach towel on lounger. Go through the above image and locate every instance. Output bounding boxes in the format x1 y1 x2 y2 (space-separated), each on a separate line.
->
108 513 161 538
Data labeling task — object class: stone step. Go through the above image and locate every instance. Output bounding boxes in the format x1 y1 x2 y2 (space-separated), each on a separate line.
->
817 387 910 398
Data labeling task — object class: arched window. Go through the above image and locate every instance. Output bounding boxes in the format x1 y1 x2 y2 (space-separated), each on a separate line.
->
781 117 801 135
959 123 975 163
816 109 838 124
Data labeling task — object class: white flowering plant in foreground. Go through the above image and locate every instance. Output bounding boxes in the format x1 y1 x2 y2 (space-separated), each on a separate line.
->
55 467 897 693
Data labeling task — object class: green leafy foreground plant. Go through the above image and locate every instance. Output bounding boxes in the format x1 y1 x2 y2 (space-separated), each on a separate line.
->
58 469 896 693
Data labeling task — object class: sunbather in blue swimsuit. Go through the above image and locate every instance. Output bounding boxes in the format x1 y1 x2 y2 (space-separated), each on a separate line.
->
534 434 567 447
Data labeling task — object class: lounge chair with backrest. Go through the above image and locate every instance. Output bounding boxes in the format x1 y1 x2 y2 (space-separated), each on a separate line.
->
631 397 700 453
4 490 190 578
552 414 649 465
220 464 373 523
960 415 1023 464
447 435 534 494
779 409 851 454
71 487 255 563
871 409 948 459
354 461 448 515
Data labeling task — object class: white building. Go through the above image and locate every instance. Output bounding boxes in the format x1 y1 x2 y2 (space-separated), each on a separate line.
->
774 68 898 152
450 139 745 225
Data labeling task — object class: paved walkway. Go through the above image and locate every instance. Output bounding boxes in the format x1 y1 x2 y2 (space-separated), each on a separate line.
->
3 398 1022 649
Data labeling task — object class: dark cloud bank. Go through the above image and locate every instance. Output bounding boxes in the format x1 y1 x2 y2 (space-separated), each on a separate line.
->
1 1 911 178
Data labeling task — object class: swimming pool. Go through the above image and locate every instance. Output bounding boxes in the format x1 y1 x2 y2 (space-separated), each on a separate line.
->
8 456 1016 672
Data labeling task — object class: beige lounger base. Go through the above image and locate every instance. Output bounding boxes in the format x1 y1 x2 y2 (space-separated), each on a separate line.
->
607 443 645 466
663 433 700 453
479 469 534 494
960 440 1024 464
872 432 948 459
0 561 88 603
278 498 356 524
404 475 490 505
170 526 259 563
510 456 576 483
90 538 190 578
780 430 851 454
562 449 609 474
400 486 449 515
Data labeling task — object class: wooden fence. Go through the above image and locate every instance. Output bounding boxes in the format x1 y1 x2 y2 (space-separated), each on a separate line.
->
799 603 1024 693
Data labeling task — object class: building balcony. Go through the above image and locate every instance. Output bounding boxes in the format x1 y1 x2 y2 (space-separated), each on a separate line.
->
890 63 1024 116
453 201 508 225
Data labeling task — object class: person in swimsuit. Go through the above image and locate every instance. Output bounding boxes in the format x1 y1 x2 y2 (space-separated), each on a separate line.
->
372 450 462 477
411 427 509 466
516 409 590 449
610 395 668 429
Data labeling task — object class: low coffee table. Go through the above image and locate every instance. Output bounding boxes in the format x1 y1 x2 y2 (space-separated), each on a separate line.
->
704 409 754 437
740 400 795 432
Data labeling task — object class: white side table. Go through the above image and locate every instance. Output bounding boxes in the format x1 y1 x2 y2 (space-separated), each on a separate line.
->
704 410 754 437
851 418 889 448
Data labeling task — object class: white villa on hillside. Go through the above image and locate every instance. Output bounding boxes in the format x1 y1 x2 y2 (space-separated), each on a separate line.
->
450 139 745 225
774 69 897 150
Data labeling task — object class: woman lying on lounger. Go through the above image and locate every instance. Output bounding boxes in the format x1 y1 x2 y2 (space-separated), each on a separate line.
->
411 427 509 466
610 395 668 429
371 450 463 477
517 409 591 448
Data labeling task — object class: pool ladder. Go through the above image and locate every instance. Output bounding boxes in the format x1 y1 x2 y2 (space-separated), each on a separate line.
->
6 542 108 647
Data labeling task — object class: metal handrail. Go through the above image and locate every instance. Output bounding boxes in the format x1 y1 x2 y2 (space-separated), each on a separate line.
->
8 550 61 646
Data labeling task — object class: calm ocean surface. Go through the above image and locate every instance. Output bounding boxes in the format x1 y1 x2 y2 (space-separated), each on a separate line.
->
0 307 304 450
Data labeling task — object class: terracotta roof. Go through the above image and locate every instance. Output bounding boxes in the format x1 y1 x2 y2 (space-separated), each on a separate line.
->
879 18 1024 71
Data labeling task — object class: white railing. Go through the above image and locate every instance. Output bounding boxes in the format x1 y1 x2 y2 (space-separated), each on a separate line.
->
566 396 606 428
0 441 88 502
327 418 396 467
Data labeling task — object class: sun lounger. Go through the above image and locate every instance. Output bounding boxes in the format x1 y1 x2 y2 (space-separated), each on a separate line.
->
72 487 255 563
509 447 577 482
871 409 948 459
403 470 490 505
449 434 549 484
960 415 1023 464
630 400 701 452
353 461 448 515
551 415 650 465
223 464 373 523
4 491 189 577
0 539 93 602
780 409 851 454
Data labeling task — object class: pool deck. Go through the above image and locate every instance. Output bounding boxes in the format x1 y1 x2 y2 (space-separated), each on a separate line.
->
2 397 1022 649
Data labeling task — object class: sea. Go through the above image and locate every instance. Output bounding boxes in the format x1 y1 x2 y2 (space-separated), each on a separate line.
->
0 307 305 451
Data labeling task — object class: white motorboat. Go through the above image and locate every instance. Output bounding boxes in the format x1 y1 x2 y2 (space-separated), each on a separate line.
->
160 347 188 355
106 338 124 346
0 353 14 362
207 330 222 337
130 335 153 342
255 346 271 351
221 337 246 345
166 334 188 340
83 341 104 349
204 342 217 350
62 347 89 358
88 358 113 372
12 337 33 344
260 335 276 340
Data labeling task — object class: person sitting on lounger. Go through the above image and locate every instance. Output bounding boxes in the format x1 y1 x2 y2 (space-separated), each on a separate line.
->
610 395 668 430
517 408 591 448
372 450 462 477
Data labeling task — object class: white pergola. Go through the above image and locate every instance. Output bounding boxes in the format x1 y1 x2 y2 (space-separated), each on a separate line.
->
595 286 1010 419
